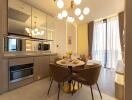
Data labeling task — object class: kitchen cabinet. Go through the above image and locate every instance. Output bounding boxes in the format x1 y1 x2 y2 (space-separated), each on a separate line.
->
49 54 57 63
0 0 7 35
34 56 50 80
8 0 31 36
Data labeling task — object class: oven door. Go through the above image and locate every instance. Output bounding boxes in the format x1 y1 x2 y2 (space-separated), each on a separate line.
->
10 66 33 83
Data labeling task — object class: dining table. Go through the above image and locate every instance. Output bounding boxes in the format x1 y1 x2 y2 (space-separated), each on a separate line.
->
56 59 85 93
56 59 102 93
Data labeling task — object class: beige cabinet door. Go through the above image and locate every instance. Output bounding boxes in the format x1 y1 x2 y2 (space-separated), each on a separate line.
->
49 54 57 63
34 56 50 80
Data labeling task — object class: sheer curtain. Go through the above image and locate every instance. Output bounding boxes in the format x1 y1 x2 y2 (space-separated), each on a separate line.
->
92 20 106 66
92 16 122 70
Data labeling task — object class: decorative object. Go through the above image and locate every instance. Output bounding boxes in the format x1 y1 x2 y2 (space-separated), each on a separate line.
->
54 0 90 22
66 51 72 60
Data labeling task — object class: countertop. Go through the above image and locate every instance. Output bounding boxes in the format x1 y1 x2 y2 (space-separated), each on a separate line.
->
0 51 57 59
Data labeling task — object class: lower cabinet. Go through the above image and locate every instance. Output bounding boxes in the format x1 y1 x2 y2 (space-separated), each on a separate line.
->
34 56 50 80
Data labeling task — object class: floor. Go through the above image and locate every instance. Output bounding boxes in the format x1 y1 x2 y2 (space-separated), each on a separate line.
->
93 68 115 97
0 78 117 100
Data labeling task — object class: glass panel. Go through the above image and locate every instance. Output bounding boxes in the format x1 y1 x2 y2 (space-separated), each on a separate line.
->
31 7 46 39
8 0 31 36
47 15 55 52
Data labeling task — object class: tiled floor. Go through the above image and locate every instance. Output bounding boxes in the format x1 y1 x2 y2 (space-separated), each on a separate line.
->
0 78 117 100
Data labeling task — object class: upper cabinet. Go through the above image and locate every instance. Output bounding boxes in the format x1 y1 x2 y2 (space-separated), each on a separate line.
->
8 0 31 36
31 7 47 39
8 0 55 40
0 0 8 35
47 15 55 40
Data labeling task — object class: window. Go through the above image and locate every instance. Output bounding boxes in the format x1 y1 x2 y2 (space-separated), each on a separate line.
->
92 16 122 70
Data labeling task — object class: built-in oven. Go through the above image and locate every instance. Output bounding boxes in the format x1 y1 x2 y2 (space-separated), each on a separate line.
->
9 63 34 83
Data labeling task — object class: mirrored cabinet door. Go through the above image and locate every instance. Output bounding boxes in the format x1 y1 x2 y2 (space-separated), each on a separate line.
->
8 0 32 36
31 7 47 39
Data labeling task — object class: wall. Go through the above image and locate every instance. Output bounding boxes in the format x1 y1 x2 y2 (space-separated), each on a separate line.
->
125 0 132 100
77 23 88 55
54 20 66 56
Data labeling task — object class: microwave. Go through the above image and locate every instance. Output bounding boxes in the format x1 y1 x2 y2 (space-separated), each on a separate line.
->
38 43 50 51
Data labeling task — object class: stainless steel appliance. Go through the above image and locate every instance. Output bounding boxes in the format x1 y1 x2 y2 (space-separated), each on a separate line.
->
9 63 33 83
38 43 50 51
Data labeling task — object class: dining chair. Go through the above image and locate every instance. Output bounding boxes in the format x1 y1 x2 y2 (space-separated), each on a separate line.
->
47 63 72 100
72 64 102 100
49 57 62 81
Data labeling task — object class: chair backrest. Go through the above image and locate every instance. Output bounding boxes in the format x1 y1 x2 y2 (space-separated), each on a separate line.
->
50 63 71 82
80 54 87 63
77 64 101 85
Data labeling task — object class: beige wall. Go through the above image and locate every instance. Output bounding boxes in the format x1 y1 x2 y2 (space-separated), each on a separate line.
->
54 20 66 56
77 23 88 55
125 0 132 100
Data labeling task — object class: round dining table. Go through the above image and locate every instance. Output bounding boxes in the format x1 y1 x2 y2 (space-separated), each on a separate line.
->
56 59 85 68
56 59 85 93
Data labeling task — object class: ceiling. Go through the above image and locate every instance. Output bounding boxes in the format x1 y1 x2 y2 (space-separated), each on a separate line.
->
21 0 125 23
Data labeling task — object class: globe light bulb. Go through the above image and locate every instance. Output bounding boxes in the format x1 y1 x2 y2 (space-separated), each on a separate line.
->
74 0 82 5
57 0 64 9
62 10 68 17
79 14 84 21
83 7 90 15
75 8 81 16
67 16 75 23
34 28 38 32
57 13 63 19
25 27 30 33
40 31 44 35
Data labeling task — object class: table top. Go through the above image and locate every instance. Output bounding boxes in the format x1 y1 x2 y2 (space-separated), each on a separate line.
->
56 59 85 67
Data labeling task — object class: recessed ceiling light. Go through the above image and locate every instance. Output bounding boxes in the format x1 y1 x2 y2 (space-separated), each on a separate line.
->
57 13 63 19
79 14 84 21
57 0 64 9
75 8 81 16
74 0 82 5
62 10 68 17
83 7 90 15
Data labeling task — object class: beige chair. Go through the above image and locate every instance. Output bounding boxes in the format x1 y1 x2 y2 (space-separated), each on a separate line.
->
72 64 102 100
48 63 72 100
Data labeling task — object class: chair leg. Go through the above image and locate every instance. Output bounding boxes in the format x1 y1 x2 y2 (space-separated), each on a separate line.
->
96 83 102 99
58 83 61 100
78 82 80 88
73 81 75 92
81 83 82 87
90 86 94 100
47 78 53 95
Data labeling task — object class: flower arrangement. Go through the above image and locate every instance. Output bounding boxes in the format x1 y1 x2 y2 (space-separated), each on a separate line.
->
66 51 72 60
66 51 72 56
